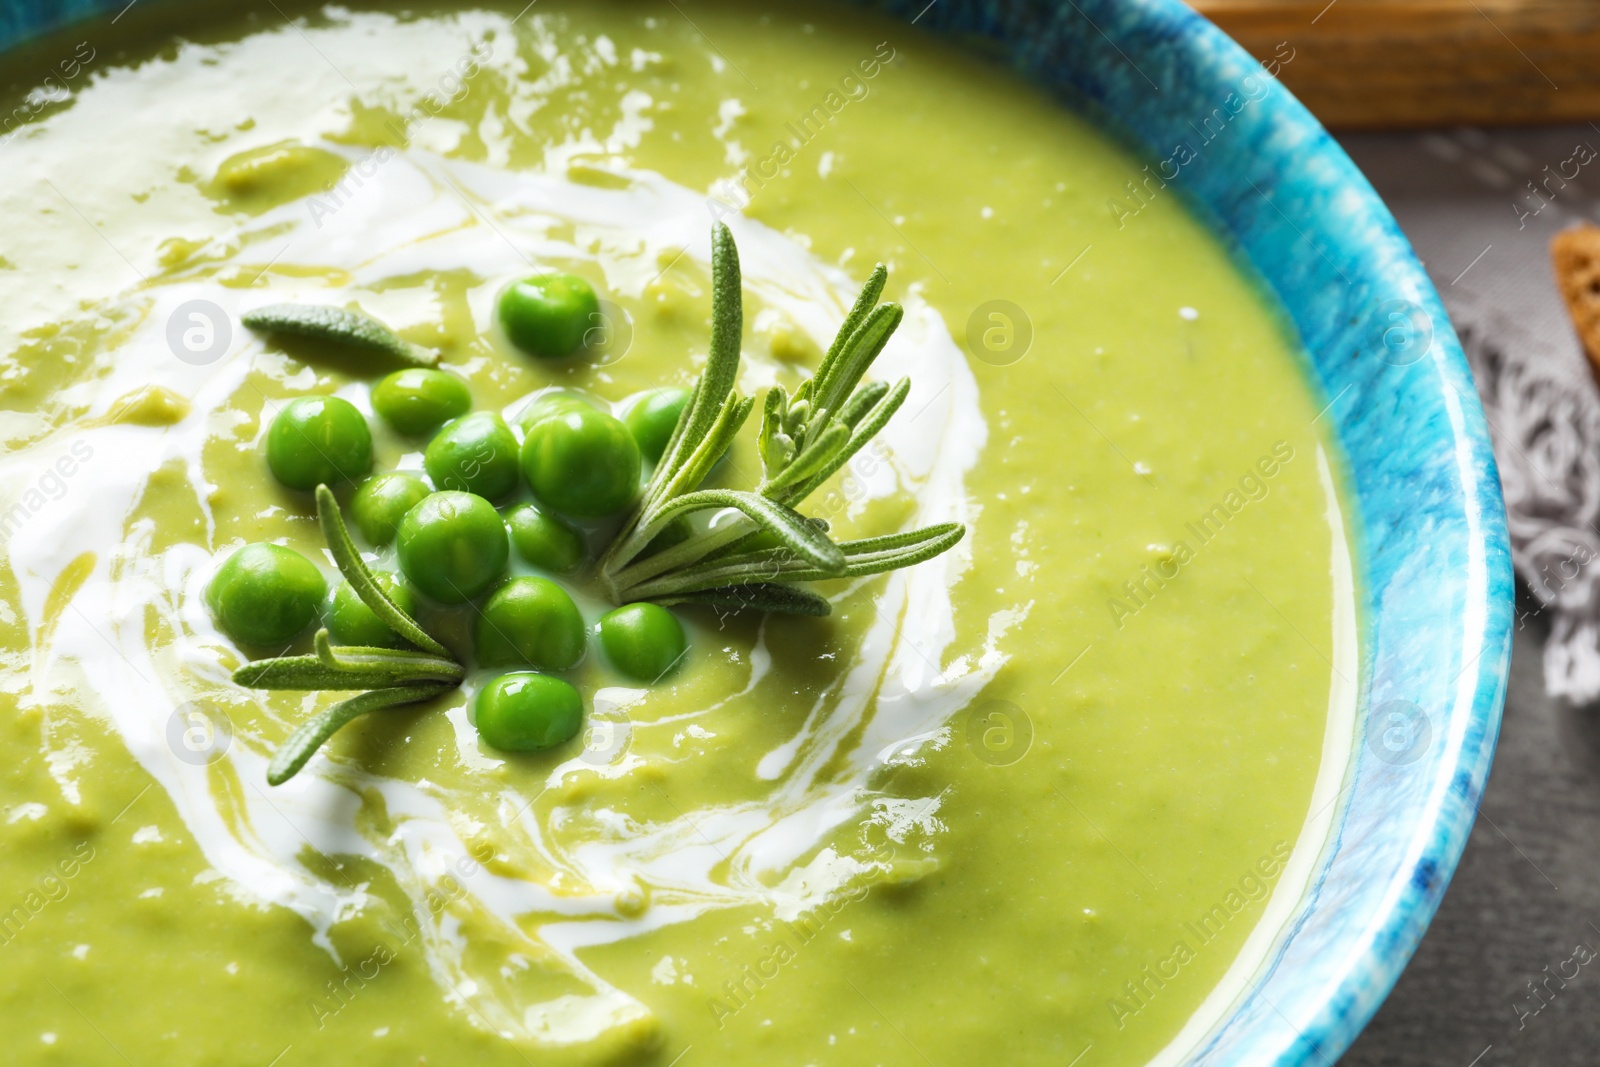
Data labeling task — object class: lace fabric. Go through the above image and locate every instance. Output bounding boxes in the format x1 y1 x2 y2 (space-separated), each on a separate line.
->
1456 288 1600 702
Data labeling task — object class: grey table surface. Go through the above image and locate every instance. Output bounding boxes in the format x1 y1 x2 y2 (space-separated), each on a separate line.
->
1335 127 1600 1066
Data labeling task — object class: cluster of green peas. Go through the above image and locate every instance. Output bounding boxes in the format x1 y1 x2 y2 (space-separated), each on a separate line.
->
205 273 694 754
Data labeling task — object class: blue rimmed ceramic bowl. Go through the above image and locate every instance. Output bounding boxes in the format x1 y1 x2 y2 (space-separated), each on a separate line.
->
0 0 1513 1063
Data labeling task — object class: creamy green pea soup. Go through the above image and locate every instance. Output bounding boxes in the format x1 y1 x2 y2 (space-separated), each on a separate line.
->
0 2 1357 1064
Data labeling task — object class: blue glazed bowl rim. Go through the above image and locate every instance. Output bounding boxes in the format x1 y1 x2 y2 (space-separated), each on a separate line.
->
0 1 1514 1064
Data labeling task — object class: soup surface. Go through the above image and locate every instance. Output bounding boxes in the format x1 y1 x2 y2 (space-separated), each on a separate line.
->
0 3 1356 1065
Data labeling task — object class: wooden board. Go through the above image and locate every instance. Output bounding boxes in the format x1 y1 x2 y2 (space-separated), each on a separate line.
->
1189 0 1600 129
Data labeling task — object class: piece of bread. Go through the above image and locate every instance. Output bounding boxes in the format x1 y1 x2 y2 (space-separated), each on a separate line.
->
1552 225 1600 371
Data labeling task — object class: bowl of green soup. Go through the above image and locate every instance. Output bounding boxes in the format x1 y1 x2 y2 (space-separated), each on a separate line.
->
0 0 1510 1064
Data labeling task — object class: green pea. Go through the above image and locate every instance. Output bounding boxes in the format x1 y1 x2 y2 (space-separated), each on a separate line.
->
623 387 691 464
350 471 431 546
597 603 687 682
396 491 509 603
520 404 641 518
326 572 415 648
505 503 586 574
265 395 373 490
424 411 520 501
475 577 586 670
371 368 472 435
514 390 590 435
205 543 326 647
473 672 583 752
497 272 601 360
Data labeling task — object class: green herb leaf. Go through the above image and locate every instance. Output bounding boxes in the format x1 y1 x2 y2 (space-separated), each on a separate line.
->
316 485 450 658
267 684 451 786
653 378 700 479
234 651 460 690
243 303 438 368
656 583 832 617
313 629 464 683
837 523 967 568
633 489 844 575
806 303 903 437
628 522 966 599
233 655 404 691
836 379 891 429
813 263 887 390
652 223 743 485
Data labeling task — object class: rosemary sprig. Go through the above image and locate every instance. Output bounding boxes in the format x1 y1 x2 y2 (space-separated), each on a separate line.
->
239 485 463 785
596 224 964 614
